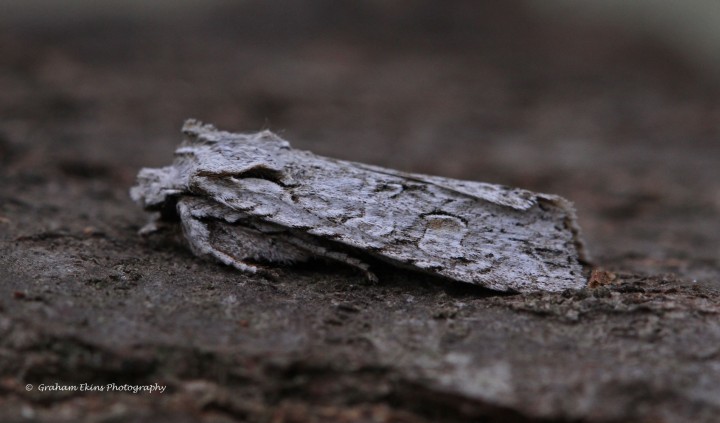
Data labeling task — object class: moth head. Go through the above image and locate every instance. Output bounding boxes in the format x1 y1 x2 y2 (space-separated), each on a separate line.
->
130 166 184 210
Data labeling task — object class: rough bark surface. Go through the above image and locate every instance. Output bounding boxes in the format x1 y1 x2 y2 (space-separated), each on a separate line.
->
1 2 719 422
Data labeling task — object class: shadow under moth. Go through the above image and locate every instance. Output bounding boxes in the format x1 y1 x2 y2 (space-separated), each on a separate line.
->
131 120 588 293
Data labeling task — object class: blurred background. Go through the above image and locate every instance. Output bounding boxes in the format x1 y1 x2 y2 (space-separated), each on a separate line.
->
6 0 720 71
6 0 720 70
2 0 719 281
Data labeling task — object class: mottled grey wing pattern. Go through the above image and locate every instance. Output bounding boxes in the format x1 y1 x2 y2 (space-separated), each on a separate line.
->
132 120 587 293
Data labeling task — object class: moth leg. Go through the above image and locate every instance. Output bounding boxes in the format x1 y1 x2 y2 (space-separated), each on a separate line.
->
176 197 375 281
285 236 378 282
137 212 173 236
176 199 260 274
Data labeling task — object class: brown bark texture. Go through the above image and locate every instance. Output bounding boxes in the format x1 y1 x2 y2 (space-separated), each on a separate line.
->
1 2 719 422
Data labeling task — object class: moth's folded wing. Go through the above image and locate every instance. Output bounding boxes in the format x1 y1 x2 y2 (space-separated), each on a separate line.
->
350 163 539 210
187 162 587 293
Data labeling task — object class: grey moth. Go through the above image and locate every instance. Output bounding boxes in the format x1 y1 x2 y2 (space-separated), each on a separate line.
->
131 120 588 293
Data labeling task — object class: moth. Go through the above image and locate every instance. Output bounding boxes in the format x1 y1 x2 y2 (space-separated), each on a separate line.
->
131 120 588 293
